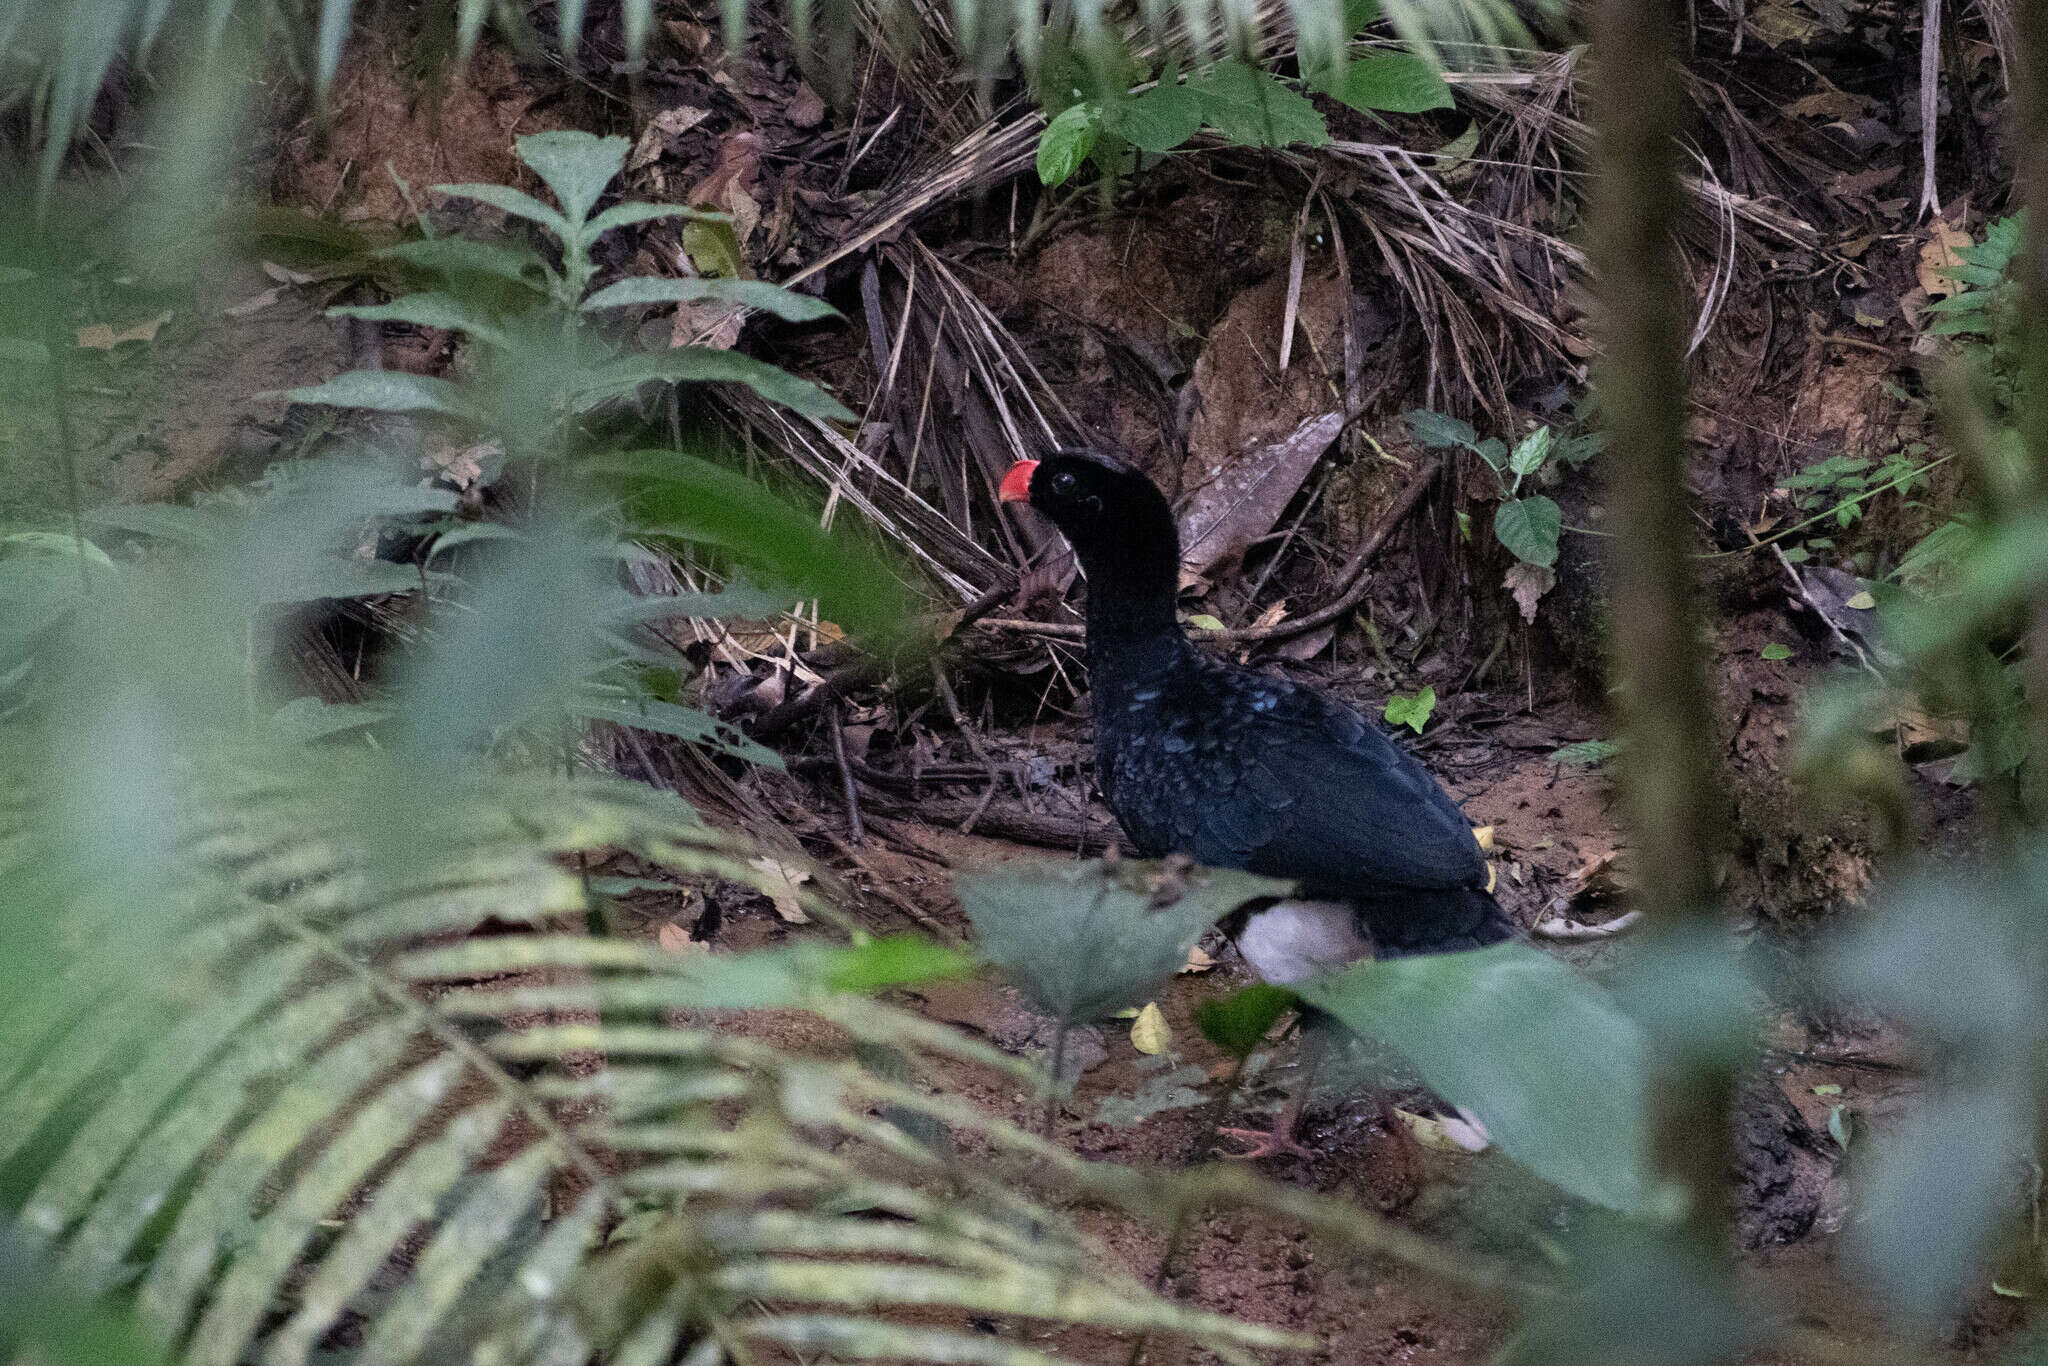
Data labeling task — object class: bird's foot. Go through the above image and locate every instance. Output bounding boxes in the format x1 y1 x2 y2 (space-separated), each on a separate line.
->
1213 1125 1316 1162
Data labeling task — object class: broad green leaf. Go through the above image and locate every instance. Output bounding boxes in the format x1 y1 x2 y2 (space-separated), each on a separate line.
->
957 858 1292 1022
584 201 718 243
579 350 854 421
434 182 571 243
1111 81 1202 154
611 450 911 645
1381 685 1436 734
1295 943 1654 1212
0 336 50 364
330 292 509 347
581 276 842 321
1334 52 1454 114
1037 104 1102 186
1494 495 1561 568
375 235 550 289
682 217 748 279
1404 407 1476 450
515 130 629 226
1345 0 1382 31
1760 643 1792 661
274 370 476 419
1186 60 1328 149
1194 983 1299 1057
1508 425 1553 478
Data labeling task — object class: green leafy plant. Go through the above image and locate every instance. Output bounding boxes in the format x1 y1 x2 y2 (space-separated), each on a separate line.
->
1034 3 1456 187
1382 685 1437 733
1408 410 1588 571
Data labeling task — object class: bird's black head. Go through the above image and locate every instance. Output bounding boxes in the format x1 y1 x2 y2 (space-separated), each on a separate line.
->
1000 448 1182 639
999 449 1179 560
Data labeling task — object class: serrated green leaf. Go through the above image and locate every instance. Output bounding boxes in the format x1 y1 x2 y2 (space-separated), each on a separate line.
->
581 276 841 321
1295 943 1655 1212
330 291 510 347
957 858 1292 1022
516 131 629 226
1037 103 1102 186
578 350 853 421
572 695 785 769
434 183 571 242
1334 52 1454 114
1494 496 1561 568
375 235 550 289
274 370 476 419
584 201 720 243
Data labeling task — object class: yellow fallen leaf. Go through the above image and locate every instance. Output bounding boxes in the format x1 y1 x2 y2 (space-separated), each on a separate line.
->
1485 863 1497 894
1179 944 1217 974
748 855 813 923
1845 591 1876 611
1187 614 1226 632
1473 825 1495 854
1918 217 1974 299
1130 1002 1170 1055
76 310 172 350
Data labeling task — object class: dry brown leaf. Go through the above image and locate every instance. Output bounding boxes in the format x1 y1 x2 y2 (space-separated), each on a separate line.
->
1503 561 1555 624
749 855 813 923
1177 411 1343 579
631 105 712 171
261 260 317 285
689 130 764 247
657 921 706 954
77 311 171 350
222 287 285 318
1919 217 1973 299
786 85 828 129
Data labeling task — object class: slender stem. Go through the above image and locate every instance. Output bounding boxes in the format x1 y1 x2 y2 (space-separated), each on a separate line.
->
1041 1020 1070 1138
1587 0 1736 1241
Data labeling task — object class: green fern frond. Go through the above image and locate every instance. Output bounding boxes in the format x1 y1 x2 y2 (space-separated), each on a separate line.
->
0 736 1309 1365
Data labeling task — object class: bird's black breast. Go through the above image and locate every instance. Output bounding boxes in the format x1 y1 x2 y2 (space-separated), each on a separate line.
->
1092 651 1487 897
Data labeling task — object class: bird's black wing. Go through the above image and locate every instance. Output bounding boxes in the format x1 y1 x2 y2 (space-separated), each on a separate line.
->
1107 656 1486 896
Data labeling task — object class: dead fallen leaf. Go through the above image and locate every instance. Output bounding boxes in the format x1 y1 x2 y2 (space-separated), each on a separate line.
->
786 85 828 129
631 104 712 171
77 311 172 350
1130 1001 1170 1055
657 921 707 954
749 855 813 923
689 130 764 249
1473 826 1495 854
1531 909 1642 941
422 439 499 490
1503 561 1556 624
1177 411 1344 579
1919 216 1974 299
261 260 317 285
1179 944 1217 974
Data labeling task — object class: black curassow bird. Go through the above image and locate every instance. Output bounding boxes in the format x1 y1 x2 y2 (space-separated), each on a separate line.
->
1000 448 1512 1159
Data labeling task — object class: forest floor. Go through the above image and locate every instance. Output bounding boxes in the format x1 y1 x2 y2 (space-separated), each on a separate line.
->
46 4 2033 1358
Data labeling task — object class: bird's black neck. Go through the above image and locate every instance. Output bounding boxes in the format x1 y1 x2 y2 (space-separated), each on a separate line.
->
1072 525 1190 693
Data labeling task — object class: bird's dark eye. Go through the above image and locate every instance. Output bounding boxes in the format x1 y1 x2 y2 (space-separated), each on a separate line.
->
1050 471 1079 496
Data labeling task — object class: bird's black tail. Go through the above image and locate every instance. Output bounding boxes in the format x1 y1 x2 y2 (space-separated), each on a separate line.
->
1356 885 1515 959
